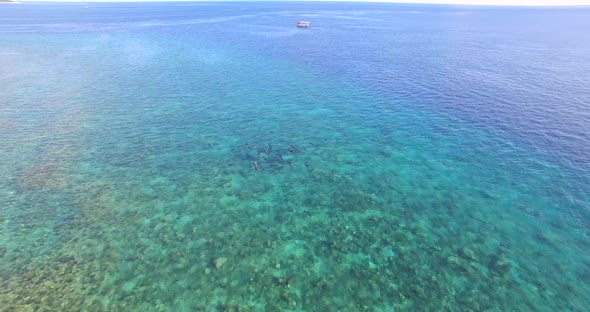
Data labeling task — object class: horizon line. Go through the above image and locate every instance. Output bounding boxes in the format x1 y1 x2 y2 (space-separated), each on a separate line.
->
8 0 590 7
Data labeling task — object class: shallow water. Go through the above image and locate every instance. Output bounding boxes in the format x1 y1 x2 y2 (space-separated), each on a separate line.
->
1 2 589 311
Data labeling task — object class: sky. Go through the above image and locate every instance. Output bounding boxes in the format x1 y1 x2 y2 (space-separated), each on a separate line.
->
15 0 590 5
367 0 589 4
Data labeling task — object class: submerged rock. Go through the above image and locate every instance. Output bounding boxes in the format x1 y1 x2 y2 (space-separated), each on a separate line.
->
381 246 396 258
214 257 227 269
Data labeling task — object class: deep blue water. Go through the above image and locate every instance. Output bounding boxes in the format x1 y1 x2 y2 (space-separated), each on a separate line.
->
1 2 589 311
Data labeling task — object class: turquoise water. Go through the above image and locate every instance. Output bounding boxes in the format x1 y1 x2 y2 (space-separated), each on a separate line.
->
1 2 590 311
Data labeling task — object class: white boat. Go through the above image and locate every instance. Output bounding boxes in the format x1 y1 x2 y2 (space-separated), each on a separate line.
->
297 21 310 28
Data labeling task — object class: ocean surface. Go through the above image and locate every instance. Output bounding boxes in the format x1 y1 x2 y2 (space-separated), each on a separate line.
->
1 1 589 311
